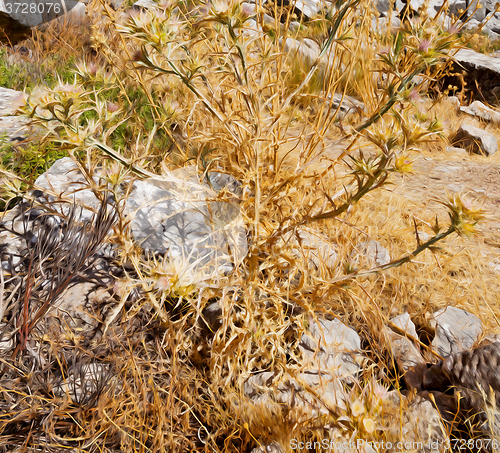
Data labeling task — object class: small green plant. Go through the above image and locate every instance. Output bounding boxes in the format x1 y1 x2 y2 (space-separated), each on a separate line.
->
0 140 67 180
0 139 68 209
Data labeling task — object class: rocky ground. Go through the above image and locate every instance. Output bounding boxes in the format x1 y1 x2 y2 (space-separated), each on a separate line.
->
1 0 500 452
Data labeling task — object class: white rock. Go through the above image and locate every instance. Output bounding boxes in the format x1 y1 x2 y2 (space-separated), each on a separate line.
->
0 87 30 142
299 317 362 375
290 228 338 270
350 240 391 267
485 14 500 34
0 116 30 142
63 1 87 21
451 123 498 156
460 100 500 125
483 0 499 11
464 17 499 38
124 165 248 282
403 395 449 452
54 363 110 404
0 87 24 115
391 312 419 338
431 306 483 358
386 313 426 371
132 0 158 10
244 317 364 419
0 228 23 262
34 157 108 221
447 95 461 111
52 282 99 330
469 0 486 21
294 0 321 18
454 47 500 74
283 37 322 71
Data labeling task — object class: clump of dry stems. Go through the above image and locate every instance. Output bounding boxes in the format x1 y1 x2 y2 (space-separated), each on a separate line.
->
0 0 496 451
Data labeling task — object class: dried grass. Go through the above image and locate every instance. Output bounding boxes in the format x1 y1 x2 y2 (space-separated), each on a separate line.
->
0 0 498 451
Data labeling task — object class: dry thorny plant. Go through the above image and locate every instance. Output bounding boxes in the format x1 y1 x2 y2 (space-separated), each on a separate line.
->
0 0 495 451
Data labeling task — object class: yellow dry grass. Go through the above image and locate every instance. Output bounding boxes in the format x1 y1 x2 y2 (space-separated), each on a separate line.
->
0 0 499 451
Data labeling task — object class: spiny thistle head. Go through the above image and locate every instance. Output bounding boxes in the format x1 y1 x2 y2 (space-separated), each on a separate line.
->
394 155 414 174
103 162 127 186
149 253 200 298
439 193 486 237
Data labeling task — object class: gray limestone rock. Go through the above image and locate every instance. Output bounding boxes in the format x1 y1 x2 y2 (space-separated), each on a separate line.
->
54 362 111 404
451 48 500 104
282 228 338 271
0 116 30 141
402 395 449 453
0 87 29 142
391 312 419 338
293 0 322 18
283 37 322 71
447 96 461 111
0 0 83 45
463 17 500 38
124 165 248 282
431 306 483 358
52 282 100 330
386 313 426 372
244 317 364 418
350 240 391 268
34 157 106 221
299 317 362 376
376 0 404 14
0 87 24 115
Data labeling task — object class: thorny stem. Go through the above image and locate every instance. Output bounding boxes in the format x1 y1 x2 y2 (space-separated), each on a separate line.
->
264 153 392 246
323 225 457 286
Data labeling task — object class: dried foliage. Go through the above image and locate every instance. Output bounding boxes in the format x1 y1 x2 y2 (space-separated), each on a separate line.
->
0 0 497 451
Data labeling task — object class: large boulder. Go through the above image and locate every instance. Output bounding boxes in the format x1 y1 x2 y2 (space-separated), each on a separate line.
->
124 165 248 282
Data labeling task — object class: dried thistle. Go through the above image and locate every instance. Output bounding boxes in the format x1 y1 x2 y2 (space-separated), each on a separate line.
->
12 196 117 357
439 193 486 237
